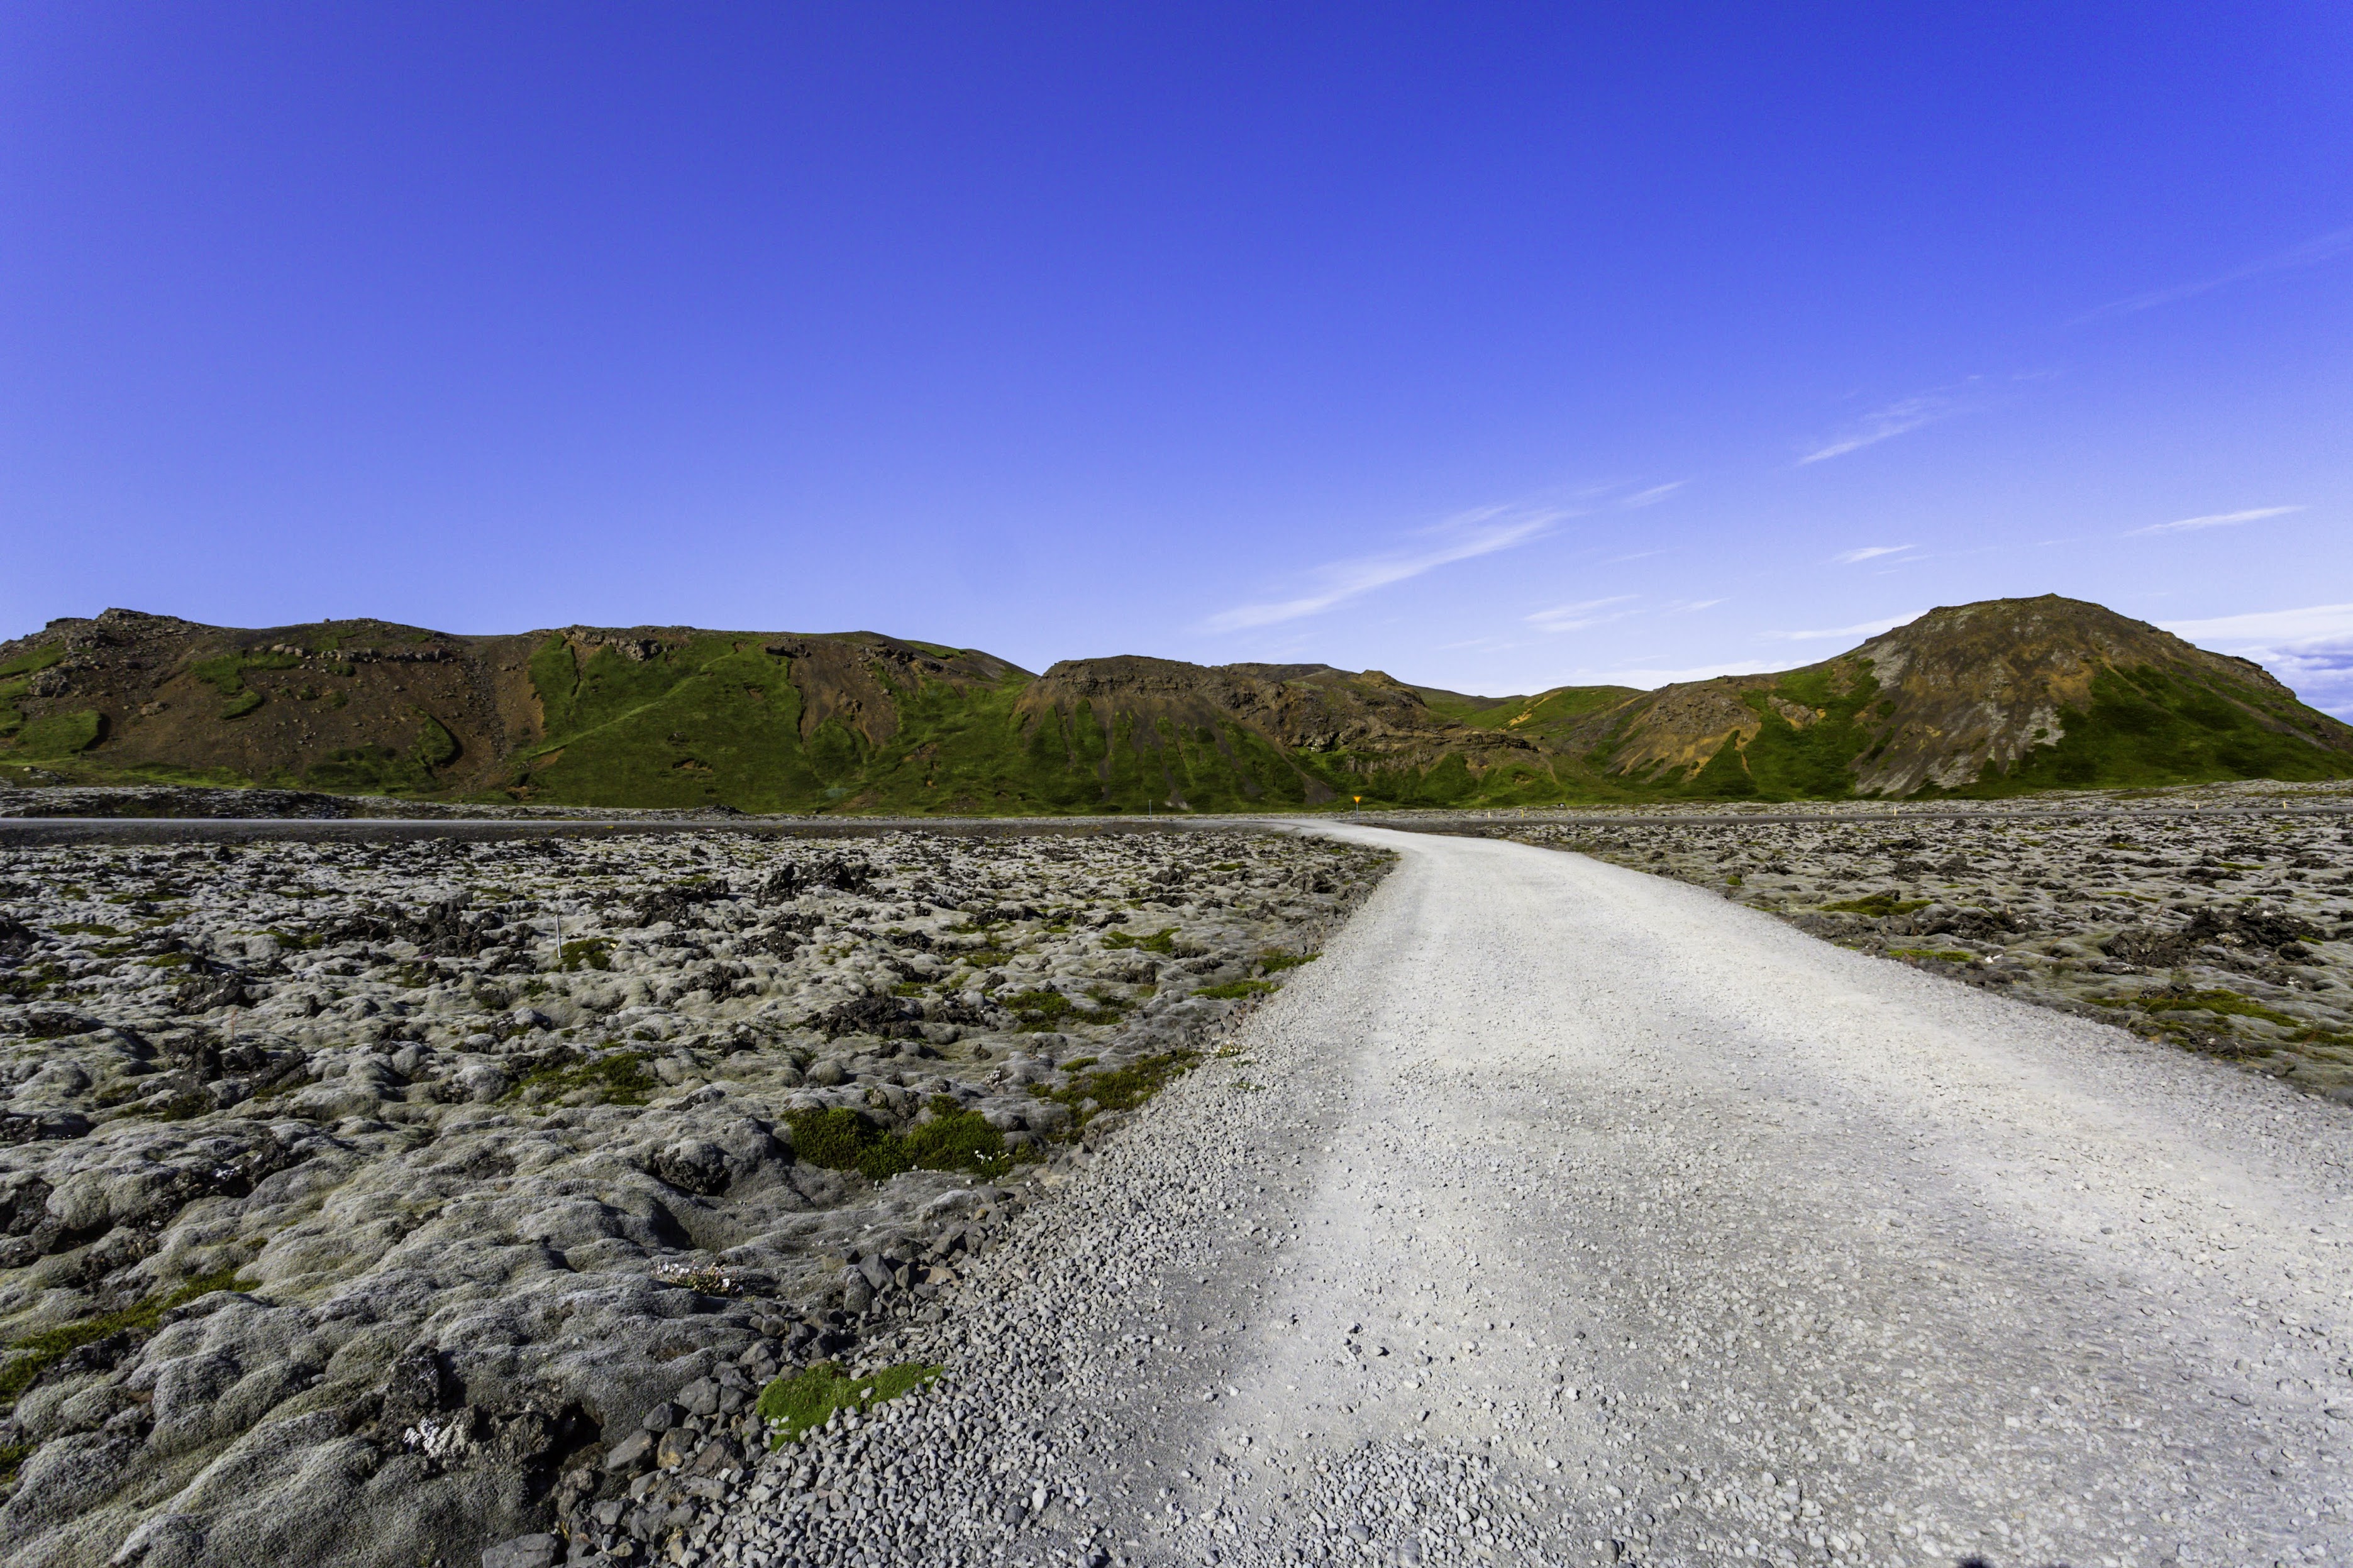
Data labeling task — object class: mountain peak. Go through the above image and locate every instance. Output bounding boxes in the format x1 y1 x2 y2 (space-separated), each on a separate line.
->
3 597 2346 809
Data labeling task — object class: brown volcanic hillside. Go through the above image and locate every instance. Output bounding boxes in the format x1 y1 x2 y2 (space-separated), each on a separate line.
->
1546 594 2353 797
2 595 2347 808
1010 656 1578 802
0 610 1028 805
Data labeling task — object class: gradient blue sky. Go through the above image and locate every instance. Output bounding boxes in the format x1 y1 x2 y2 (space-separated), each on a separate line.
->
5 5 2350 711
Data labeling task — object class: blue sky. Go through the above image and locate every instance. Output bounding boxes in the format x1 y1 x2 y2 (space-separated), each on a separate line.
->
4 4 2350 712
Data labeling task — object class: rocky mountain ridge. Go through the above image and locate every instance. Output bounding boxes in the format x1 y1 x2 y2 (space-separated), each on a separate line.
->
3 596 2347 811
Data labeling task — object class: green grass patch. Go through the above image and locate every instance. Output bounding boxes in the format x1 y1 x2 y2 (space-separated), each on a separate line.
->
1889 947 1978 964
2104 988 2304 1030
11 709 106 756
1027 1049 1200 1132
1194 979 1277 1000
0 646 64 679
1002 988 1072 1030
1 1268 254 1412
187 650 302 698
502 1049 657 1107
555 937 614 972
221 690 264 719
787 1100 1025 1181
1258 950 1317 971
1820 893 1932 918
1101 926 1177 954
756 1361 941 1446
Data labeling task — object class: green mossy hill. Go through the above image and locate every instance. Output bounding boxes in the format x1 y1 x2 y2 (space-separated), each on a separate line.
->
2 595 2345 809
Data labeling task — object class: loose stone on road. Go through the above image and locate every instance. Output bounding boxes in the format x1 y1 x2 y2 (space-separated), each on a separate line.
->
716 825 2353 1568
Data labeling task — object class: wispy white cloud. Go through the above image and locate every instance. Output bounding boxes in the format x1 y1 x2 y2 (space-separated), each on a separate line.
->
1797 381 1979 465
1666 598 1725 612
2127 505 2303 537
1200 506 1561 632
2164 602 2353 721
1830 544 1912 565
1621 481 1686 508
2164 603 2353 645
1761 610 1923 643
2075 228 2353 324
1525 595 1637 633
1565 658 1772 688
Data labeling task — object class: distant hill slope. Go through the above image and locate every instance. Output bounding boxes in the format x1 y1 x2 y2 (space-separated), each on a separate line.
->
3 596 2347 810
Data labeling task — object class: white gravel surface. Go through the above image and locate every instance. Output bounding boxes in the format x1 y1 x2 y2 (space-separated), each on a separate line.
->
708 825 2353 1568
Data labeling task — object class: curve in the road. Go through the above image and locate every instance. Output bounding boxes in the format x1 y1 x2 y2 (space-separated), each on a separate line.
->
712 825 2353 1568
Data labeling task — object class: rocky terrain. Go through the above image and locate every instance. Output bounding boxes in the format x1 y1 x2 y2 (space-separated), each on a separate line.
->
6 596 2349 814
0 825 1390 1566
1491 803 2353 1099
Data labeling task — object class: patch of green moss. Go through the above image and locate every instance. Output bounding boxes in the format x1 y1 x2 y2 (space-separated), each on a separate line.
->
1888 947 1978 964
0 646 64 679
1 1267 255 1413
0 968 55 1000
1820 893 1932 918
555 937 614 972
1194 979 1277 1000
11 709 106 756
1001 988 1073 1030
1027 1048 1200 1132
1258 950 1317 972
756 1361 941 1447
187 650 301 698
1101 927 1177 954
2107 988 2305 1030
502 1049 656 1107
786 1101 1023 1181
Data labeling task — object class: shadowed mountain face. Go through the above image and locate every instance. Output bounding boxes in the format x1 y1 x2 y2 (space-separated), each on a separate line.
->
3 597 2348 810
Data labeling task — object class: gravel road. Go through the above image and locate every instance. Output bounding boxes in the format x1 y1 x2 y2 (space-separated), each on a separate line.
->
707 825 2353 1568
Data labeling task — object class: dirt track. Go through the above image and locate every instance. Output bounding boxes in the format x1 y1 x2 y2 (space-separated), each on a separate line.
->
711 824 2353 1567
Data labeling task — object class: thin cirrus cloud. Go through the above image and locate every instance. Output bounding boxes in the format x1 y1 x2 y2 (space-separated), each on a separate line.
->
1620 481 1687 508
2127 505 2303 537
1199 505 1561 632
2164 602 2353 721
1568 658 1772 688
2074 228 2353 324
1797 382 1978 465
1761 610 1924 642
2162 602 2353 646
1525 595 1638 633
1830 544 1913 565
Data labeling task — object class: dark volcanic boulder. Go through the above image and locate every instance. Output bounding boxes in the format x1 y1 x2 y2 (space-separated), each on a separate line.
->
631 883 728 929
812 991 924 1039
